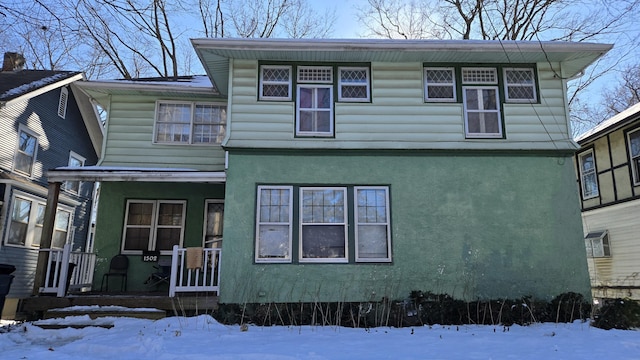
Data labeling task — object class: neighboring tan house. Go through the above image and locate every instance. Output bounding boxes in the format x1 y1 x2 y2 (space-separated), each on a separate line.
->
0 53 103 317
575 102 640 301
62 39 610 305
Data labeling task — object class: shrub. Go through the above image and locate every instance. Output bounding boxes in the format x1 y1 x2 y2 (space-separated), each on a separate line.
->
592 298 640 330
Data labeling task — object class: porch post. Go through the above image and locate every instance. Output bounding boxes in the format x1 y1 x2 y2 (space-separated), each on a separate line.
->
32 182 61 295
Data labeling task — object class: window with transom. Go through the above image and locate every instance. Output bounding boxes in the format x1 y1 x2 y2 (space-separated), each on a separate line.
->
297 66 334 136
154 101 226 145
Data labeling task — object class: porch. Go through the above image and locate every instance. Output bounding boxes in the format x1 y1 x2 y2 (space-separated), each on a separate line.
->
21 244 221 318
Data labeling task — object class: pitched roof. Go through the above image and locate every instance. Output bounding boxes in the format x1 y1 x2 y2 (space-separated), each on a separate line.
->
0 70 83 104
575 102 640 144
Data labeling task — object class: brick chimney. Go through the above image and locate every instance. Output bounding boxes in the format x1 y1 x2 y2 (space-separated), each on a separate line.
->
2 52 26 71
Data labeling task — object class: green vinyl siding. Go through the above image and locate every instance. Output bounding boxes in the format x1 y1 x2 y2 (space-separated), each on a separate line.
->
101 94 226 170
226 60 572 150
220 150 590 304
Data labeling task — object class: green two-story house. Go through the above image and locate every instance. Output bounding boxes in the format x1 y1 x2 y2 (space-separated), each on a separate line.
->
67 39 610 305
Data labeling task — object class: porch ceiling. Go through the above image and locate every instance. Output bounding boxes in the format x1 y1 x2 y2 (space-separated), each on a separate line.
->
46 167 226 183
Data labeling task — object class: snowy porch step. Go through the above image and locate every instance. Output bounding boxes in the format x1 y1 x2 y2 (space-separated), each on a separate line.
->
38 305 166 327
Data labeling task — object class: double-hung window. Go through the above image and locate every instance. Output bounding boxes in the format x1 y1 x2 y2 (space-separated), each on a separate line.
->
424 67 456 102
503 68 537 102
355 187 391 262
122 200 186 254
296 66 334 137
628 129 640 185
154 101 226 145
462 68 501 138
14 125 38 176
255 185 392 264
5 192 71 248
63 151 85 194
578 150 599 199
585 230 611 257
255 186 293 262
300 187 348 262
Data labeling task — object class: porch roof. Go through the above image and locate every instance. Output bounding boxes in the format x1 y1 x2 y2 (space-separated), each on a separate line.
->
46 166 226 183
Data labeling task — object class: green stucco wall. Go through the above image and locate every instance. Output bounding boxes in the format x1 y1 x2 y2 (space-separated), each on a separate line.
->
220 150 590 304
93 182 225 291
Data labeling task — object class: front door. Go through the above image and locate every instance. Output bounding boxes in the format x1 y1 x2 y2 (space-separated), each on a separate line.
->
203 200 224 248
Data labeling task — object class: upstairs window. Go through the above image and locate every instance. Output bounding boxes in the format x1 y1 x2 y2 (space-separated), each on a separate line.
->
63 151 85 194
14 125 38 176
58 87 68 118
297 66 334 137
260 65 292 100
585 230 611 258
154 101 226 145
424 67 456 102
463 86 501 138
628 128 640 185
122 200 186 254
578 150 599 199
338 67 370 102
504 68 537 102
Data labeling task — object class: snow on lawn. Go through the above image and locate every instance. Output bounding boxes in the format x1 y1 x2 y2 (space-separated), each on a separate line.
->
1 315 639 359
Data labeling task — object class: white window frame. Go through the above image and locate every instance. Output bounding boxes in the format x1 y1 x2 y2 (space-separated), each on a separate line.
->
296 84 334 137
578 149 599 199
153 101 227 145
354 186 392 262
121 199 186 255
424 67 457 102
585 230 611 258
4 191 72 249
13 125 39 177
503 68 537 103
338 66 370 102
63 151 86 194
255 186 293 263
299 187 348 263
58 87 69 118
461 67 498 84
627 128 640 185
297 66 333 84
462 86 503 138
259 65 292 101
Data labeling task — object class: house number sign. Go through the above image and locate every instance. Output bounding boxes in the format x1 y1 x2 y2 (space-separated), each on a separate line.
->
142 251 160 262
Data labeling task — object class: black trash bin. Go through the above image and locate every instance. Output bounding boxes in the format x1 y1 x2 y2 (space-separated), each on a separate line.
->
0 264 16 317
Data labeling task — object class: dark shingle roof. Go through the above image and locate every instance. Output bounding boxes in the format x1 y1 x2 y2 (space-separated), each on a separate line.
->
0 70 81 102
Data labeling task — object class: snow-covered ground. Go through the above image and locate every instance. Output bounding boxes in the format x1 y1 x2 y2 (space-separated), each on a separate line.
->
1 315 638 359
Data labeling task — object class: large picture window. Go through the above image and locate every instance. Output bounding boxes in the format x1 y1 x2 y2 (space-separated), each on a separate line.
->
578 150 599 199
5 192 72 249
255 185 392 264
154 101 226 145
628 129 640 185
122 200 186 254
255 186 293 262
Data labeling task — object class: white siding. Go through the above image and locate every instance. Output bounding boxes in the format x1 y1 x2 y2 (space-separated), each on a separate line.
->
582 199 640 300
226 60 574 150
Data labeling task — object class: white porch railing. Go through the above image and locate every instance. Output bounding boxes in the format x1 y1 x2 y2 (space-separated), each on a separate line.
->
39 243 96 297
169 245 221 297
